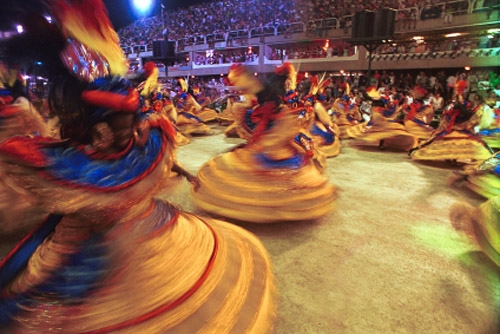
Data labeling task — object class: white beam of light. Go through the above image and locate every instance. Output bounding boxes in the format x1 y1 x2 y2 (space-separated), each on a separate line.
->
131 0 154 16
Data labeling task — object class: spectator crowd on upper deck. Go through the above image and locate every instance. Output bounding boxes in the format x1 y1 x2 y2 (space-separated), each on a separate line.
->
117 0 497 53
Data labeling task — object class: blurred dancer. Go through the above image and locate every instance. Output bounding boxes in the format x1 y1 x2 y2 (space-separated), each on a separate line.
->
0 2 276 332
330 83 365 139
410 81 494 164
450 195 500 268
303 74 342 158
449 152 500 199
138 62 191 146
0 63 52 236
401 86 435 143
191 64 336 223
352 86 417 151
175 78 219 124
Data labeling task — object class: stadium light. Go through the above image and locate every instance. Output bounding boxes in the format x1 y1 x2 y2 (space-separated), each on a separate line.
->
131 0 154 17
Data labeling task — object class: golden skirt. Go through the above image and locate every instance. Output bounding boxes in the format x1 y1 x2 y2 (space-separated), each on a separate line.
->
354 119 418 149
192 147 336 223
404 119 435 140
194 108 220 123
2 200 277 333
175 113 212 136
342 123 367 139
450 196 500 267
410 131 493 163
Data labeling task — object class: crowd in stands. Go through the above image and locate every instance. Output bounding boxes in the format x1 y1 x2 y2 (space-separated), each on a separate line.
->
155 68 497 113
193 48 258 66
268 40 356 60
117 0 497 53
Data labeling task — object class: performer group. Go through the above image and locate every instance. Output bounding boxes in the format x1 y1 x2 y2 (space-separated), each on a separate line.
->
0 0 498 332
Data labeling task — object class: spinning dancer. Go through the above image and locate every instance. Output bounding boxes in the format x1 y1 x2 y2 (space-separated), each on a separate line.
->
0 63 52 236
410 81 494 163
281 68 328 167
401 86 435 143
175 78 219 125
171 78 212 136
476 78 500 150
449 152 500 199
0 64 52 140
330 83 365 139
191 64 336 223
352 87 417 151
138 62 191 146
450 195 500 267
0 2 276 332
302 74 342 158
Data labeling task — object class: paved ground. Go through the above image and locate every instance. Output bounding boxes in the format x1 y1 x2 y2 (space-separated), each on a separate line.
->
1 124 499 333
168 125 499 334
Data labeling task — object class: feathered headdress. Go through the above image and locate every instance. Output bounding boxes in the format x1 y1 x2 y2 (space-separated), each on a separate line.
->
0 63 19 89
364 86 381 101
139 61 159 98
227 64 263 95
309 75 319 96
342 82 350 96
455 80 468 97
1 0 140 143
275 62 297 91
412 86 427 100
51 0 128 77
177 78 188 93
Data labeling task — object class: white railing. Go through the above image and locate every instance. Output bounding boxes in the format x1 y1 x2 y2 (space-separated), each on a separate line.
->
370 47 500 61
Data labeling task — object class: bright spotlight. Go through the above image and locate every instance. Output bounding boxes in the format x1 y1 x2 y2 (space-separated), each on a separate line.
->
131 0 154 16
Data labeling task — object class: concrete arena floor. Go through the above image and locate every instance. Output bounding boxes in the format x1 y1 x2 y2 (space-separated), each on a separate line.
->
1 123 499 333
165 124 499 334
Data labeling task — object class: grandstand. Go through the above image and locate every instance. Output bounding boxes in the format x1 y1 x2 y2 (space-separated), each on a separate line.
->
116 0 500 78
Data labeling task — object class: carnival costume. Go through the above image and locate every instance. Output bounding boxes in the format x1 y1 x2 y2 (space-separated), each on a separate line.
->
137 62 190 147
401 86 435 142
302 75 341 158
175 78 218 125
0 67 52 236
281 70 329 165
221 94 256 138
353 87 417 150
476 103 499 150
410 84 494 163
478 74 500 149
0 2 276 332
450 195 500 267
191 64 336 223
449 152 500 199
330 84 365 139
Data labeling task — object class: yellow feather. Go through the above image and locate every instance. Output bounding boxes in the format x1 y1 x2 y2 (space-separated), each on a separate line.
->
51 0 128 76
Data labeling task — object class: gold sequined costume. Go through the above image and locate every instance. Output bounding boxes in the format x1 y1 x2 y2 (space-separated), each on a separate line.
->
0 2 277 332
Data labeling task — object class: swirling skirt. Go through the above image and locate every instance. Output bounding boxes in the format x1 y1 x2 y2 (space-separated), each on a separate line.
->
0 199 277 333
450 196 500 267
194 108 220 123
192 147 336 223
176 114 212 136
410 131 493 163
354 120 418 150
